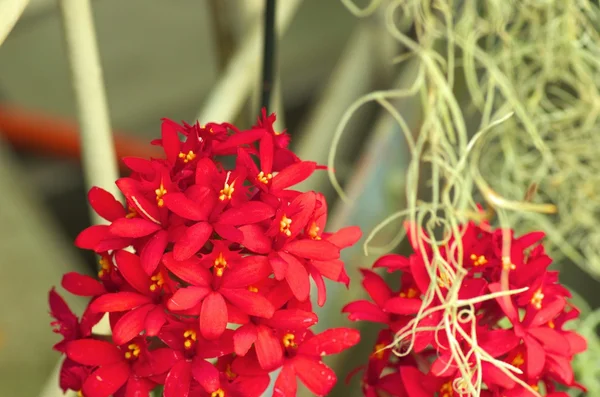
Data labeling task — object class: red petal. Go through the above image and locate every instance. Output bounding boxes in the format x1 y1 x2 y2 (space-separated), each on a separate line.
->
259 133 274 173
270 253 288 280
372 254 410 271
233 323 258 356
341 300 388 323
255 324 284 370
239 224 272 254
279 252 310 301
326 226 362 248
218 202 275 225
200 292 228 340
145 306 167 336
163 192 209 221
122 376 154 397
293 356 336 396
213 223 244 243
488 283 520 324
139 229 169 275
564 331 587 355
298 328 360 357
284 240 340 261
82 361 130 397
195 158 218 186
66 339 123 366
525 335 546 378
122 157 153 174
531 297 566 327
216 128 265 152
75 225 110 250
265 309 317 330
90 292 152 313
546 354 574 385
360 269 392 307
161 119 182 165
528 327 570 355
311 259 343 281
478 329 520 357
191 357 221 393
164 359 191 397
482 361 516 389
383 297 423 315
162 252 212 286
115 250 151 294
112 304 154 345
136 348 181 377
221 256 272 288
517 231 545 248
173 222 213 261
399 366 429 397
310 268 327 307
110 218 162 238
62 272 106 296
48 288 77 327
220 288 275 318
273 363 297 397
116 178 161 224
88 187 126 221
167 286 211 311
271 161 317 190
430 353 456 377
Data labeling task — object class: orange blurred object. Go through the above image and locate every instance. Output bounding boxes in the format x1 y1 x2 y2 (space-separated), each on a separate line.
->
0 104 162 169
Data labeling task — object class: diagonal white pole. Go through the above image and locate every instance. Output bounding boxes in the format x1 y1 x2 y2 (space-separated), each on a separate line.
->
58 0 120 208
0 0 30 46
40 1 118 396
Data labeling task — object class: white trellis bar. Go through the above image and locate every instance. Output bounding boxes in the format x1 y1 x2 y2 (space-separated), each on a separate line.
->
58 0 120 205
0 0 30 46
38 0 119 396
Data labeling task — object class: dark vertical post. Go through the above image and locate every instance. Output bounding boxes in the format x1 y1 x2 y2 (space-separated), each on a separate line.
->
260 0 277 113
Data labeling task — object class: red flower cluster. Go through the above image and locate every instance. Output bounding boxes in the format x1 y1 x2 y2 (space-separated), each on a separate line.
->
343 220 587 397
49 110 361 397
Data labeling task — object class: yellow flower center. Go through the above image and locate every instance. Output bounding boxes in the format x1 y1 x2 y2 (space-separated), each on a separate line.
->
372 343 386 360
124 343 141 360
470 253 488 267
225 364 236 380
257 171 273 184
280 215 292 237
149 273 164 292
214 253 227 277
211 388 225 397
548 320 555 329
282 333 297 348
308 222 321 240
511 352 525 368
98 256 111 278
248 285 259 293
183 329 197 350
399 287 418 298
531 289 544 309
155 183 167 207
125 205 137 219
178 150 196 163
502 256 516 271
440 381 453 397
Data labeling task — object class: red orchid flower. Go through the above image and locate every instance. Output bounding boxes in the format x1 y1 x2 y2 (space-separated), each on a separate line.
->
65 337 159 397
273 328 360 396
164 253 274 340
